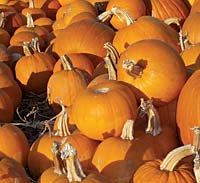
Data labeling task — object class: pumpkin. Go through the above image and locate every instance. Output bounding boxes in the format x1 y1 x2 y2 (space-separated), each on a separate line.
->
181 43 200 75
0 157 31 183
21 0 46 20
7 0 28 12
0 73 22 109
133 146 195 182
52 19 115 62
0 44 13 68
176 69 200 145
0 123 29 167
143 0 189 22
71 80 138 141
0 13 10 47
38 142 109 183
34 17 53 33
104 0 146 30
69 12 96 25
182 12 200 45
34 0 61 20
0 89 14 123
28 132 63 179
190 0 200 13
92 119 179 183
47 55 89 113
53 53 94 76
0 62 14 80
57 0 76 6
15 40 56 93
117 39 187 106
112 16 181 55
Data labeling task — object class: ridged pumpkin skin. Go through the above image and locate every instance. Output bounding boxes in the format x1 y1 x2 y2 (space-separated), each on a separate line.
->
0 157 31 183
0 124 29 167
15 52 56 93
182 12 200 45
113 16 180 54
106 0 146 30
133 159 195 183
144 0 189 21
191 0 200 13
176 69 200 145
92 125 179 183
117 39 186 106
71 81 138 141
52 20 115 61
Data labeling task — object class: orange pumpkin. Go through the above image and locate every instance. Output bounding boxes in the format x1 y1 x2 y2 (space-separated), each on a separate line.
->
113 16 181 54
47 55 89 113
0 157 31 183
117 39 186 106
182 12 200 45
71 80 138 141
176 69 200 145
52 19 115 62
15 41 56 93
0 124 29 167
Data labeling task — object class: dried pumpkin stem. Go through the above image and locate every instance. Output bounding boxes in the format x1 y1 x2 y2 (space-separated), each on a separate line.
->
30 37 41 52
0 12 6 28
160 144 194 171
138 98 162 136
120 119 134 140
61 55 74 71
164 17 181 27
61 143 86 182
179 29 190 51
22 42 33 56
104 42 119 65
54 98 71 137
111 6 135 26
97 10 112 23
26 13 35 28
52 141 67 174
29 0 35 8
122 60 143 78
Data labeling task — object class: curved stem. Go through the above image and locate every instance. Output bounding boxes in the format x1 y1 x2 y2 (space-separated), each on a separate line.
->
61 143 86 182
111 6 135 26
26 13 35 28
104 42 119 65
138 98 162 136
0 12 6 28
22 42 33 56
122 60 143 78
52 141 67 174
61 55 74 71
54 98 71 137
120 119 134 140
29 0 35 8
97 10 112 23
30 37 41 52
160 144 194 171
179 29 191 51
164 17 181 27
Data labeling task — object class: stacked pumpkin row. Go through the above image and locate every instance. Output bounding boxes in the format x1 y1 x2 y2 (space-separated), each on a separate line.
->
0 0 200 182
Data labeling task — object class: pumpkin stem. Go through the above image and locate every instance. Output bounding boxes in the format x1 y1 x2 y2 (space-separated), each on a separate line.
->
61 143 86 182
54 98 71 137
22 42 33 56
138 98 162 136
104 42 119 80
122 60 143 79
120 119 134 140
111 6 135 26
26 13 35 28
30 37 41 52
52 141 67 174
164 17 181 27
179 29 190 51
61 55 74 71
97 10 112 23
29 0 35 8
160 144 195 171
0 12 6 28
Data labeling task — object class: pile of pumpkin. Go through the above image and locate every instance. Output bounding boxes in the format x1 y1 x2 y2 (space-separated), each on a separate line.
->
0 0 200 182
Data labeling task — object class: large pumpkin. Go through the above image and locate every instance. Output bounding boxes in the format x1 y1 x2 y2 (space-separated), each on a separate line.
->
52 19 115 63
71 80 138 141
113 16 181 54
117 39 187 106
176 69 200 145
